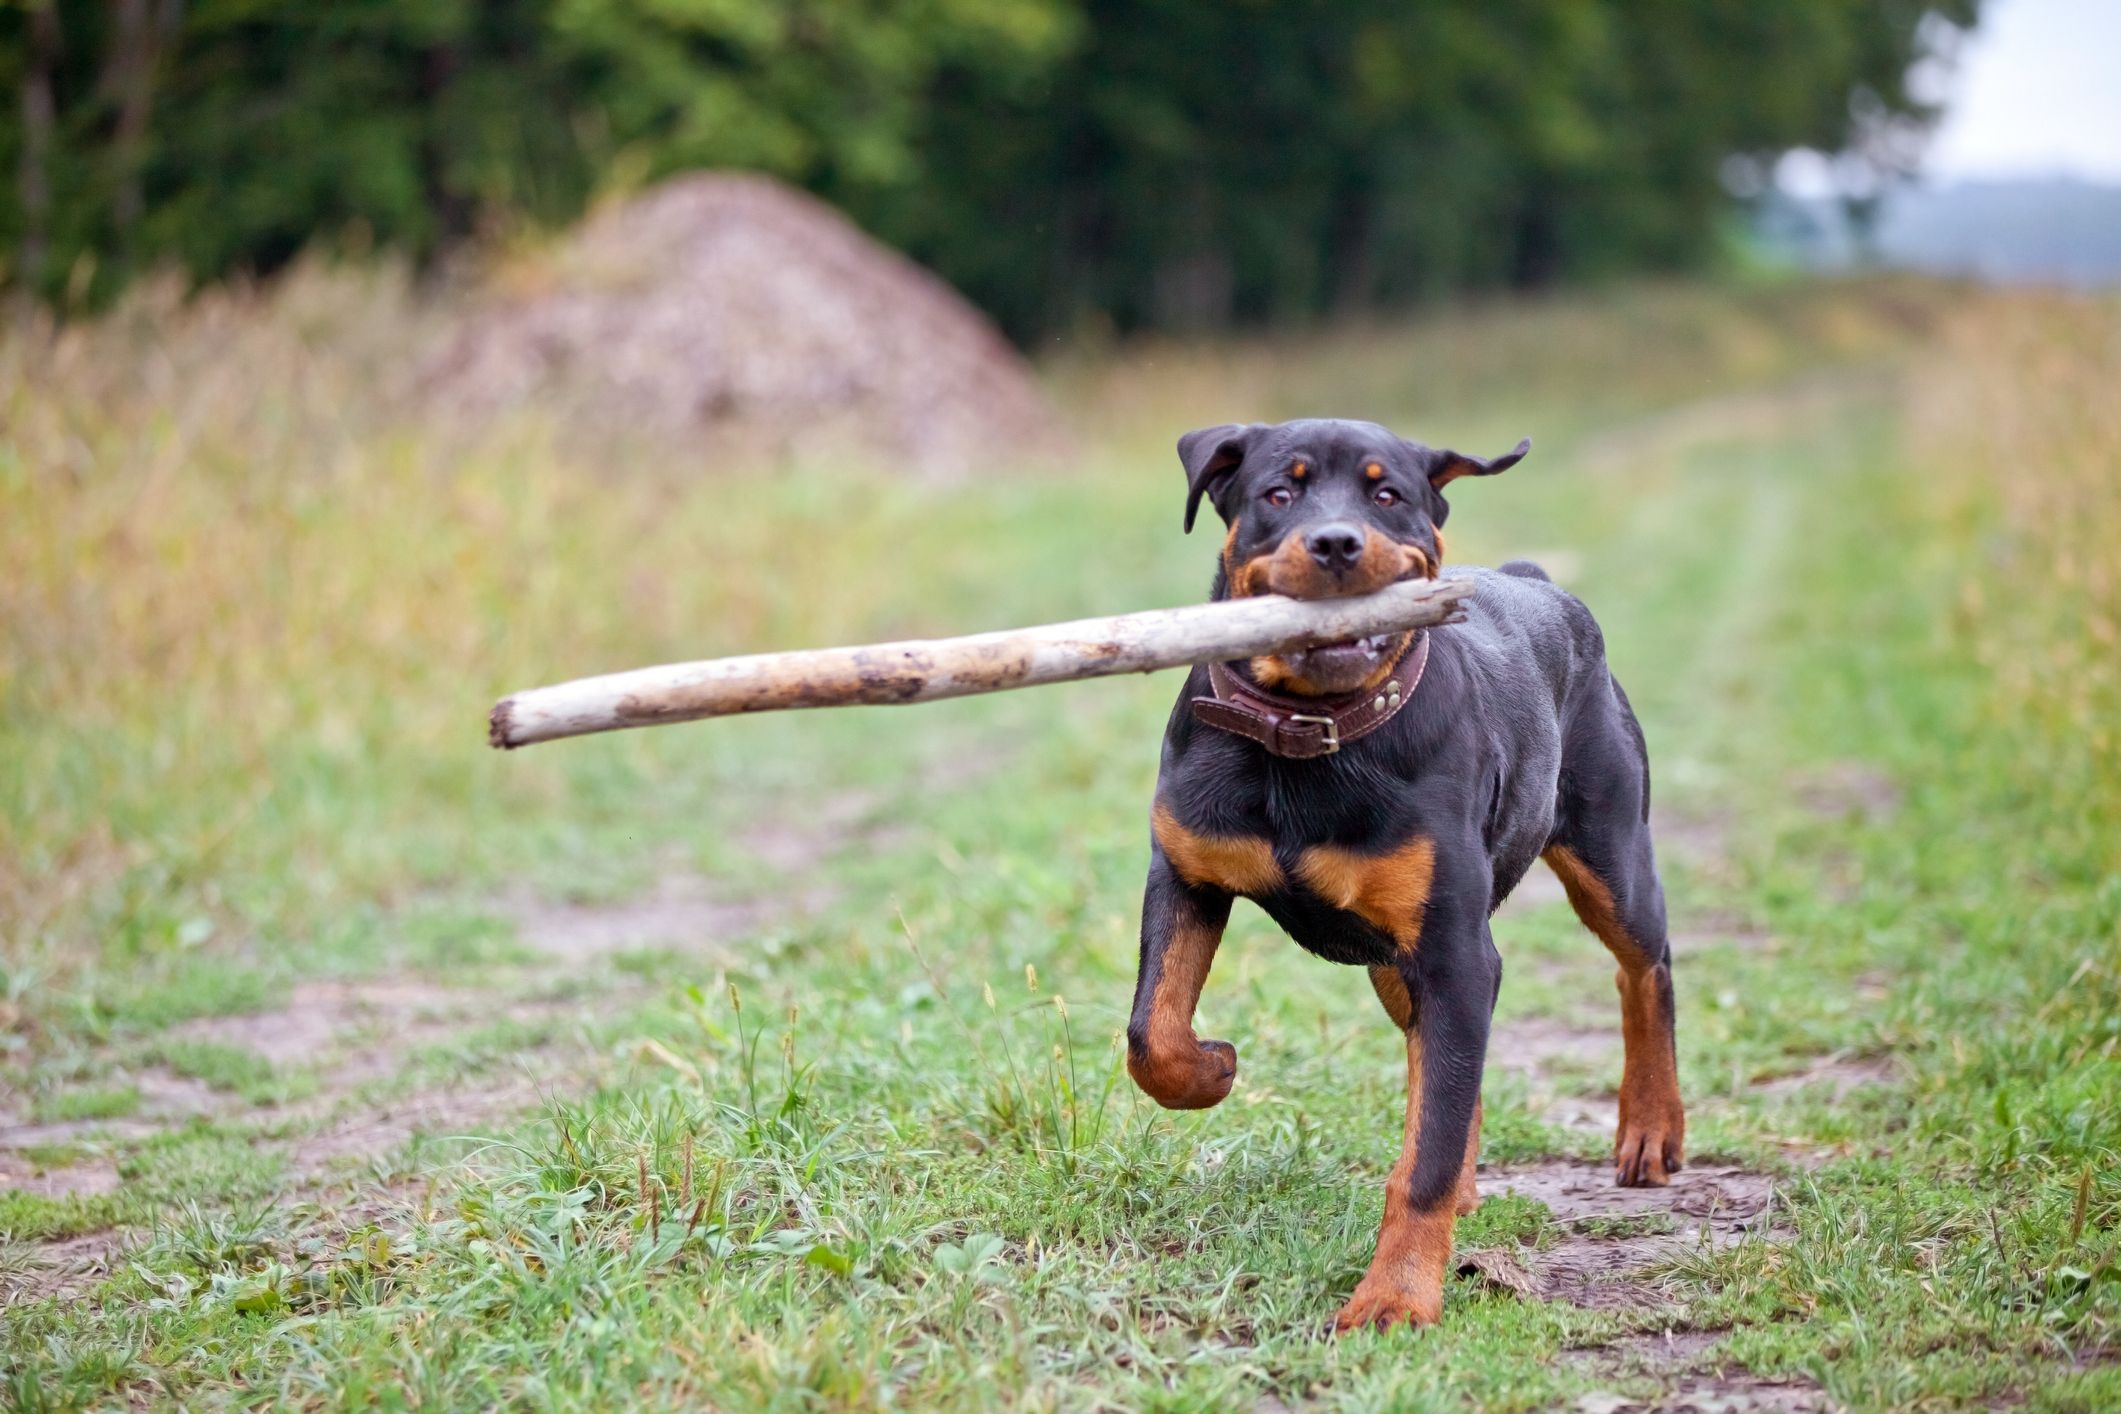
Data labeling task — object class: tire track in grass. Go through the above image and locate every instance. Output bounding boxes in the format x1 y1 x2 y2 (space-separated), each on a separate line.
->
1457 402 1898 1409
0 749 1011 1309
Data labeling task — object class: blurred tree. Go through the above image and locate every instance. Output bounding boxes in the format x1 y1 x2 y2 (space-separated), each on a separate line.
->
883 0 1983 338
0 0 1074 306
0 0 1978 333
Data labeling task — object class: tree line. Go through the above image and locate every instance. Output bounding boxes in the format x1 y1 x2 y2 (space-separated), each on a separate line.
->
2 0 1978 340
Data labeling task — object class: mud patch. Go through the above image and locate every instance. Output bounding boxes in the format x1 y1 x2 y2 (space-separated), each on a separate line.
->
1573 1362 1835 1414
290 1075 564 1177
171 978 479 1066
0 1152 120 1198
1496 1161 1776 1236
1488 1016 1622 1134
0 1230 128 1305
1576 1327 1727 1367
1462 1163 1821 1407
1754 1053 1898 1100
1483 1162 1780 1313
1490 1019 1619 1078
1575 1370 1834 1413
1648 1373 1832 1412
503 871 822 961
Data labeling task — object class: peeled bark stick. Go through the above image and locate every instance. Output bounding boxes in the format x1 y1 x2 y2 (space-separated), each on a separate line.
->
489 576 1475 749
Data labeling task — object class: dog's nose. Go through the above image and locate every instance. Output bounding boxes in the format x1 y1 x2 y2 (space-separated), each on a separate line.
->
1305 523 1366 572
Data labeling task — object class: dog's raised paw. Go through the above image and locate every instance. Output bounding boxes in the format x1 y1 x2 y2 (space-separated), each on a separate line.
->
1127 1036 1237 1110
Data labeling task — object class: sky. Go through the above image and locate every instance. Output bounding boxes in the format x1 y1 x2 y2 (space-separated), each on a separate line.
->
1923 0 2121 184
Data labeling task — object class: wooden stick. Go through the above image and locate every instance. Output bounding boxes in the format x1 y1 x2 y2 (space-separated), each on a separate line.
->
489 577 1474 749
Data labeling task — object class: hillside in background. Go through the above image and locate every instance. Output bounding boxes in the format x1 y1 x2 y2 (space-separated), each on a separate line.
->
1760 178 2121 286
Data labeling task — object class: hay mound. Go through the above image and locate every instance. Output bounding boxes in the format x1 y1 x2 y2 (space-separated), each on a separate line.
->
428 174 1063 476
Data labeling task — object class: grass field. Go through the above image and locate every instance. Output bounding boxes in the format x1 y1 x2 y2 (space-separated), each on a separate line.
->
3 274 2119 1410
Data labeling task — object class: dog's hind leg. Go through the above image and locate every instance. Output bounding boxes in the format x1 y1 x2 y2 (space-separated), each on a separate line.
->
1545 678 1686 1186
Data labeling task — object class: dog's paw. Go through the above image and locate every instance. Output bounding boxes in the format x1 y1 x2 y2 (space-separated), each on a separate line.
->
1127 1037 1237 1110
1331 1278 1441 1334
1613 1108 1685 1187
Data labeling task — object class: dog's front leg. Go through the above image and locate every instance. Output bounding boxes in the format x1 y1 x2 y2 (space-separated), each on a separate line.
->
1125 853 1238 1109
1335 885 1494 1332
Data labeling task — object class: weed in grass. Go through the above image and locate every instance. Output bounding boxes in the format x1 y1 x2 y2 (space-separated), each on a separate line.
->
144 1198 288 1275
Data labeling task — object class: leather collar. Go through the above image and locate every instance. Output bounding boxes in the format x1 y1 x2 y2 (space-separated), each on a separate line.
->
1190 631 1432 759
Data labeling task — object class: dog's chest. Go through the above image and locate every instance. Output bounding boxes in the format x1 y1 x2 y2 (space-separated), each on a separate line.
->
1152 771 1436 961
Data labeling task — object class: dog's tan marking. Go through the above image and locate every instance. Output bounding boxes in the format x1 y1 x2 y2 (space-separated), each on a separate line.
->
1152 803 1282 895
1544 846 1686 1185
1230 525 1407 601
1432 527 1447 565
1367 963 1413 1029
1297 837 1435 951
1128 908 1234 1109
1291 460 1308 480
1365 461 1384 479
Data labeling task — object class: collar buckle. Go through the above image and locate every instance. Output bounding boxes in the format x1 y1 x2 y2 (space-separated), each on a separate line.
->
1285 712 1340 755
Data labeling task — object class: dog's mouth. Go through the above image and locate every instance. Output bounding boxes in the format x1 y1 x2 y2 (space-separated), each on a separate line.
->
1276 633 1398 694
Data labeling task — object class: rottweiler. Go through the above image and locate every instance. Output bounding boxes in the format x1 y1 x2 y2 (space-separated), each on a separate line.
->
1128 418 1685 1332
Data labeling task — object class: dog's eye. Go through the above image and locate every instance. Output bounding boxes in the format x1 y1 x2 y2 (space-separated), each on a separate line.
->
1373 487 1401 507
1264 486 1294 508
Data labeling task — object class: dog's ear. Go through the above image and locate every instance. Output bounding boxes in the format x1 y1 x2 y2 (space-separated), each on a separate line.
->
1426 437 1532 491
1178 423 1264 533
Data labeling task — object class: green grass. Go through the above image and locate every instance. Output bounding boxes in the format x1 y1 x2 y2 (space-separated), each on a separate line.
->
29 1086 140 1125
152 1040 313 1107
0 1191 131 1244
3 276 2118 1408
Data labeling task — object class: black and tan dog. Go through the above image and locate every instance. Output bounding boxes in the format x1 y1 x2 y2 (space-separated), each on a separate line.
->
1128 418 1684 1332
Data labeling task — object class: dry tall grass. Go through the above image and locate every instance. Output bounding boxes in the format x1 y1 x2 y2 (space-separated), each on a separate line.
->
1909 292 2121 803
0 265 986 999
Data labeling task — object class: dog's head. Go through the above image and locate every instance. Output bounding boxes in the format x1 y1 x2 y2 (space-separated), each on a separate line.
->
1179 418 1529 695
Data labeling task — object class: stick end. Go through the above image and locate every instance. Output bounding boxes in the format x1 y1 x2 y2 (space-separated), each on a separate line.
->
489 699 518 751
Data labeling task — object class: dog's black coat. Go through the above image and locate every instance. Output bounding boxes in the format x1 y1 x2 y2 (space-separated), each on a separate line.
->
1131 418 1677 1252
1157 562 1649 956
